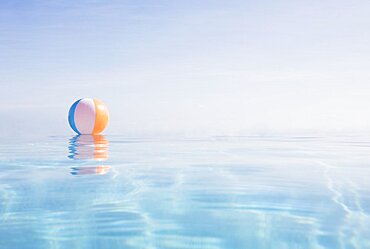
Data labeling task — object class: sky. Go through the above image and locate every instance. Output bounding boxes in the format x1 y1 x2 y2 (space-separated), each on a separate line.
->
1 0 370 137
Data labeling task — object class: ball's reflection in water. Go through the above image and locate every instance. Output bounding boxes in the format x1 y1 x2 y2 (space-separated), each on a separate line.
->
68 135 110 175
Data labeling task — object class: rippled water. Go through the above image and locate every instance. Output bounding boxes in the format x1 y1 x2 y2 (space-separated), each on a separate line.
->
0 135 370 249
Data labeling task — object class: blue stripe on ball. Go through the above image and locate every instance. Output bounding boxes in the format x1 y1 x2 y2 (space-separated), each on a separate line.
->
68 99 82 134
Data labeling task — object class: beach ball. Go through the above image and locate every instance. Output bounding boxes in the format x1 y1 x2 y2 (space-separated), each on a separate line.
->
68 98 109 135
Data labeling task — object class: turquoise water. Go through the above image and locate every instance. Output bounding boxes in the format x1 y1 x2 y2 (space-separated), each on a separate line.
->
0 135 370 249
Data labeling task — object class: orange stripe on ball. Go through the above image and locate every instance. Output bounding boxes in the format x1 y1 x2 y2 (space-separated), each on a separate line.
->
92 99 109 134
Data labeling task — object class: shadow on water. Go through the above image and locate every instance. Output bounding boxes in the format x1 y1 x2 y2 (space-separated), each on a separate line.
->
68 135 110 175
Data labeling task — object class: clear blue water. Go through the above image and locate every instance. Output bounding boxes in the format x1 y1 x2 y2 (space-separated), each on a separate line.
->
0 135 370 249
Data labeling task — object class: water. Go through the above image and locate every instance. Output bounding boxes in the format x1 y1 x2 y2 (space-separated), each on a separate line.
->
0 135 370 249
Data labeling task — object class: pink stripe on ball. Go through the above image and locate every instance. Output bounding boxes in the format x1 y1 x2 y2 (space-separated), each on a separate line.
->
74 98 96 134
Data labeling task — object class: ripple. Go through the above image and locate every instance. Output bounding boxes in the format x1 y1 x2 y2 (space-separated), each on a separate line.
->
1 136 370 248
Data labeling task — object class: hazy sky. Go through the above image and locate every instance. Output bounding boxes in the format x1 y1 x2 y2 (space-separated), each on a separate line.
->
1 0 370 136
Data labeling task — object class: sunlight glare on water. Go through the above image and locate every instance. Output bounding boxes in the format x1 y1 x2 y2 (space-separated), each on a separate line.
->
0 135 370 249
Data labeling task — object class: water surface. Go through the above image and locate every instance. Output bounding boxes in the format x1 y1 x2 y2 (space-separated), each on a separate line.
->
0 135 369 248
